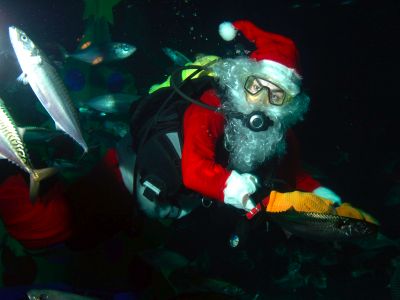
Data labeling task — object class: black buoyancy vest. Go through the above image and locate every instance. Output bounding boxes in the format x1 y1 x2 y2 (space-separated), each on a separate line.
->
128 76 215 201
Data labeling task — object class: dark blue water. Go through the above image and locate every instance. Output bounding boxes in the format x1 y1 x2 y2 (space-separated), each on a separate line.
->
0 0 399 299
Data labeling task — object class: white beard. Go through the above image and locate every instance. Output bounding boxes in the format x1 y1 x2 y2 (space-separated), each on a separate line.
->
223 112 287 173
212 57 311 173
223 93 310 173
223 95 310 173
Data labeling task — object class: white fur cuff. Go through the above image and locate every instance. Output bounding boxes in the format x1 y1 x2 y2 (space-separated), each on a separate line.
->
224 170 258 211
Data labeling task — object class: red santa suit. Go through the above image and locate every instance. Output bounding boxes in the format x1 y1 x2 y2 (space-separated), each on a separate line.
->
180 20 335 211
182 89 321 204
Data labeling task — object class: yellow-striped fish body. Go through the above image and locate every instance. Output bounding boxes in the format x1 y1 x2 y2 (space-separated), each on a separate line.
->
0 98 56 200
267 209 379 241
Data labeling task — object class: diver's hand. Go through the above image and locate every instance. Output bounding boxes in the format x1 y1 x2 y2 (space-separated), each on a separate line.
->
312 186 342 205
224 170 258 211
246 189 340 220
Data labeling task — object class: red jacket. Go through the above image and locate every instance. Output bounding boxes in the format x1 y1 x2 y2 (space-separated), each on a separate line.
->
181 89 320 202
0 173 72 249
0 149 131 250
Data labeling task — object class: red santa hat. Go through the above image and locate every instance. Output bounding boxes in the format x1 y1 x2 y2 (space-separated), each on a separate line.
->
219 20 302 96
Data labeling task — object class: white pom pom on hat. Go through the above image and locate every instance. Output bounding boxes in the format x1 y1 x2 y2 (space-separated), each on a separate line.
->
217 20 300 72
218 22 238 41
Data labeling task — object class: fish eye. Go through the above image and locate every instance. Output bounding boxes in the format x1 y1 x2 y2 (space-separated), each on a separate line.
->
21 35 27 41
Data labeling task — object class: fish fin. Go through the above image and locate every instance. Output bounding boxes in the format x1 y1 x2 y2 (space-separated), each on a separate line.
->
79 145 90 158
91 56 104 65
20 126 41 131
0 153 6 159
29 176 40 202
54 122 63 131
29 167 58 201
282 229 293 239
31 56 42 65
81 149 88 158
52 60 64 70
57 44 70 60
17 127 26 138
17 73 29 85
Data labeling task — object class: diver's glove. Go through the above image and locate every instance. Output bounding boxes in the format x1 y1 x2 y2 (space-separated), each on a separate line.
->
246 190 336 219
265 190 336 213
224 170 258 211
312 186 342 205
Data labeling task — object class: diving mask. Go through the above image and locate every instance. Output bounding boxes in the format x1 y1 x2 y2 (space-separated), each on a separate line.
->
244 75 289 106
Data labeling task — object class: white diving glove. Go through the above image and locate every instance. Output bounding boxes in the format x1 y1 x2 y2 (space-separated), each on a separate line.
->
223 170 258 211
313 186 342 205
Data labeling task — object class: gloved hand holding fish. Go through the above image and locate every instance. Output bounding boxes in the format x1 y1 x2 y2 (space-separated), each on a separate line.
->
246 190 379 241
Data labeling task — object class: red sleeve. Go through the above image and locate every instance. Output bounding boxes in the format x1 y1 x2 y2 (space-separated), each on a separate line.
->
181 89 231 201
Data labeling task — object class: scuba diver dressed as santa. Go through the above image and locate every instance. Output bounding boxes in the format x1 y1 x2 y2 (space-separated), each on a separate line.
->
117 20 342 221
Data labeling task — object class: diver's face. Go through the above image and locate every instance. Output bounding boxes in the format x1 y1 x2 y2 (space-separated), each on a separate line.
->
244 76 286 106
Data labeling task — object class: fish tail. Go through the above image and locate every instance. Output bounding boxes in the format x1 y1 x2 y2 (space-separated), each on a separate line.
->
29 167 58 201
82 143 90 155
391 261 400 300
57 44 69 60
76 144 91 163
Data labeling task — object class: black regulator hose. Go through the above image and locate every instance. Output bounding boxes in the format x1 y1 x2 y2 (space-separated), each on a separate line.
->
170 61 221 112
170 62 274 133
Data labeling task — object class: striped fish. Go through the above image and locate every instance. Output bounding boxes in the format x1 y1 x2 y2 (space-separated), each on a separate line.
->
391 257 400 300
84 93 141 114
27 289 98 300
9 26 88 153
0 98 57 200
267 208 379 241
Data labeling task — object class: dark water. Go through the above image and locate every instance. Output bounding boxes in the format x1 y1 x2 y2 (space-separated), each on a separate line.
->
0 0 399 299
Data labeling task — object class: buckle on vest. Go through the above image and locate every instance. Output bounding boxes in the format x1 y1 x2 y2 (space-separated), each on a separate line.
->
141 175 166 202
201 197 213 208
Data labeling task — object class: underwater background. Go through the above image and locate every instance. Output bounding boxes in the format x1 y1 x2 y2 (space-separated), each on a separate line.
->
0 0 399 299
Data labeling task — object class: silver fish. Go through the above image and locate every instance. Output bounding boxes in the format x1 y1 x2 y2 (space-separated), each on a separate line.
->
9 26 88 153
162 47 192 66
391 256 400 300
267 208 379 241
0 98 57 199
84 93 140 114
47 158 81 171
27 289 98 300
20 126 65 143
139 248 248 297
103 120 130 138
62 42 136 65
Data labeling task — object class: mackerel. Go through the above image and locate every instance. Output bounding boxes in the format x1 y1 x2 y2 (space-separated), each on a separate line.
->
0 97 57 200
9 26 88 153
